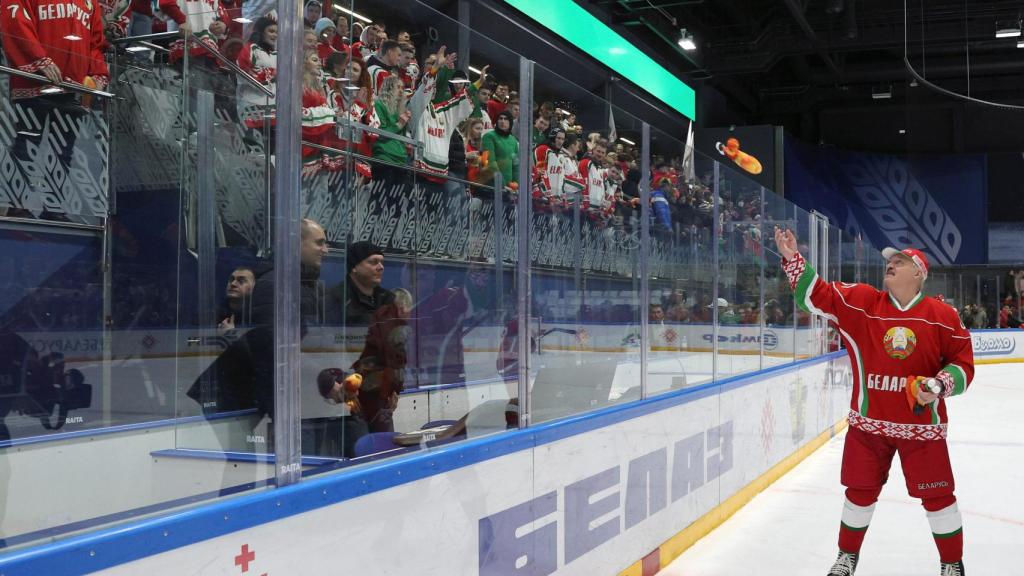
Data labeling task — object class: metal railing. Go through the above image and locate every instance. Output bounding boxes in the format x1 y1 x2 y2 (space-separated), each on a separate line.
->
114 31 274 98
0 65 114 98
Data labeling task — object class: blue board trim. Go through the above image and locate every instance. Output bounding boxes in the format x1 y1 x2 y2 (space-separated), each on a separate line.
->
0 351 844 575
0 409 258 449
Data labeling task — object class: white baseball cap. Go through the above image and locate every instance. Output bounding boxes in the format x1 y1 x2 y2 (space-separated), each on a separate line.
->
881 247 929 279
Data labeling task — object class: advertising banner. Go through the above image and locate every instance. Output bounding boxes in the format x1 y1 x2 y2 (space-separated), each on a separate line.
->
785 136 988 265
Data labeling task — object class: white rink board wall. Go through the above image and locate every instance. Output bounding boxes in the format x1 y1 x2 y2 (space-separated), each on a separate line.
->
971 329 1024 362
89 354 853 576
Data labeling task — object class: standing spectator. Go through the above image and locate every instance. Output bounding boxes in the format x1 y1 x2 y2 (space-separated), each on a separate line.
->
481 110 519 188
314 17 338 63
468 80 495 132
101 0 133 42
972 304 987 329
532 127 565 212
409 47 474 187
351 23 381 61
366 40 402 94
531 112 549 146
2 0 110 176
302 0 321 28
486 82 510 124
463 117 486 184
372 74 413 185
160 0 228 65
579 139 612 215
237 17 277 131
330 13 351 54
300 51 337 173
398 43 419 91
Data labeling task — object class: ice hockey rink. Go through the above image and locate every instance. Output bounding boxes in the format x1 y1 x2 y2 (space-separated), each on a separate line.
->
657 363 1024 575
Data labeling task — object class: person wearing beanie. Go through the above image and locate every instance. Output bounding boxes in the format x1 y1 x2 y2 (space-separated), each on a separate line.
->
314 17 338 63
481 109 519 188
329 241 395 327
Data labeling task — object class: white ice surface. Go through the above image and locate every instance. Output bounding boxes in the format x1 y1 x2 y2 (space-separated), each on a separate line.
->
658 363 1024 575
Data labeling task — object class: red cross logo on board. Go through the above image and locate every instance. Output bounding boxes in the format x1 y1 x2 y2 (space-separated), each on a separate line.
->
235 544 255 573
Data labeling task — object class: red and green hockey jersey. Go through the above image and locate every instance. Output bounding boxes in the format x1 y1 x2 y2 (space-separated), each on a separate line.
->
783 252 974 441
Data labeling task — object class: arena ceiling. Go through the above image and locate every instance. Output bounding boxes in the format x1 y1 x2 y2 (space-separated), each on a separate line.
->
593 0 1024 152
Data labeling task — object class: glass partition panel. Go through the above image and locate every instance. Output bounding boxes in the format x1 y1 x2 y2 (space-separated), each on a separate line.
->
645 128 715 396
762 189 797 366
172 40 276 470
791 204 816 359
715 159 765 379
525 65 643 424
0 23 289 550
292 0 522 466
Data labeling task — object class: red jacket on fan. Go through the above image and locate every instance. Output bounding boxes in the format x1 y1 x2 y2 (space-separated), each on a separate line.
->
0 0 110 99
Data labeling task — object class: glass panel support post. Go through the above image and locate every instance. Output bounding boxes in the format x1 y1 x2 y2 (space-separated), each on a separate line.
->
516 56 534 429
272 0 304 487
712 161 720 379
638 123 651 399
758 186 766 370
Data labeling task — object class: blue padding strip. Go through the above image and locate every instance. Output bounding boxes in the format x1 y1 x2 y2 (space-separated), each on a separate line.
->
0 409 258 449
0 351 844 575
150 449 345 467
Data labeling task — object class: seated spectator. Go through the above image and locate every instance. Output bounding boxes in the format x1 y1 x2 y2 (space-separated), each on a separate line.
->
219 267 255 331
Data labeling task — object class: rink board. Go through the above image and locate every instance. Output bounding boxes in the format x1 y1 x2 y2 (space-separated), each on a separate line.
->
970 329 1024 363
0 351 852 576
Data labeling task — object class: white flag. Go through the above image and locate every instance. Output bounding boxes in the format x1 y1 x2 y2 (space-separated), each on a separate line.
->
683 121 695 181
607 105 617 143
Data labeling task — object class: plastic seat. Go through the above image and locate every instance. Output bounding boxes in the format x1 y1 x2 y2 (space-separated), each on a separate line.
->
352 432 399 457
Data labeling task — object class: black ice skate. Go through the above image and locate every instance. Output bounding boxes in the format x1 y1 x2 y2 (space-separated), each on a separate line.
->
826 551 858 575
941 560 965 576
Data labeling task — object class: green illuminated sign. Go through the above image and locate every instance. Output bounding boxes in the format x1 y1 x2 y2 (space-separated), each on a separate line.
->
501 0 696 121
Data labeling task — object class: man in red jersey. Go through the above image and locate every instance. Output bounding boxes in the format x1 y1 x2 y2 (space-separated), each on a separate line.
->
774 227 973 576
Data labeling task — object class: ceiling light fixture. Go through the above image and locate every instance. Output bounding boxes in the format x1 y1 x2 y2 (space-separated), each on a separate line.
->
995 20 1021 38
333 5 372 24
618 137 636 146
1017 40 1024 48
467 66 482 75
677 28 697 51
872 86 892 100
